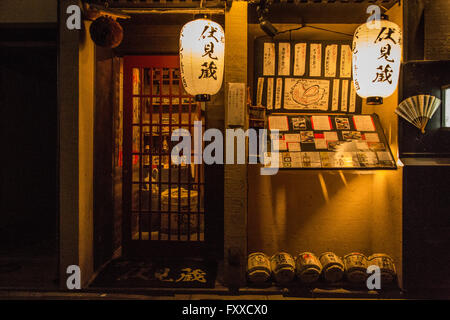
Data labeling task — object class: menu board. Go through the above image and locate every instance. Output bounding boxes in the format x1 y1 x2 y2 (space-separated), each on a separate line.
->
254 39 362 114
264 113 397 170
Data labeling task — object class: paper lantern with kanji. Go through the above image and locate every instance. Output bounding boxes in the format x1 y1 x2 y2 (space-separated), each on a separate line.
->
179 18 225 102
352 16 402 105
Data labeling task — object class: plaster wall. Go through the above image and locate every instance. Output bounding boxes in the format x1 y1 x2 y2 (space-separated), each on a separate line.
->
0 0 57 23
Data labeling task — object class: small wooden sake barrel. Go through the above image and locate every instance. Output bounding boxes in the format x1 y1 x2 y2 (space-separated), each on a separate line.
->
161 188 199 234
343 252 368 283
295 252 322 283
270 252 295 284
247 252 271 284
319 252 344 282
368 253 396 283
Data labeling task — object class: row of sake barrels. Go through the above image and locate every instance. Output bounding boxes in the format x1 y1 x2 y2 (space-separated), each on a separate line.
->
247 251 396 285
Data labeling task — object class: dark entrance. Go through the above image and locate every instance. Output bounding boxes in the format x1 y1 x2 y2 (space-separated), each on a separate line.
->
0 25 58 288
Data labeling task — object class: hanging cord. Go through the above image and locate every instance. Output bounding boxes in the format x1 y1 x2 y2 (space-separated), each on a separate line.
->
277 24 353 38
273 24 305 37
256 24 354 40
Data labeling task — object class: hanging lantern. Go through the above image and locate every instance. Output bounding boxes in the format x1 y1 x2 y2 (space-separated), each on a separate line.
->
179 17 225 102
352 15 402 105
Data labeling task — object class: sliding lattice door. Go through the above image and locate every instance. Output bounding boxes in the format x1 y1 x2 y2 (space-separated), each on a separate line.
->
123 56 206 256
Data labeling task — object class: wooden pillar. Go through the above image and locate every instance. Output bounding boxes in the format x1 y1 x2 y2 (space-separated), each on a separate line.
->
223 1 248 289
58 0 95 288
59 0 80 288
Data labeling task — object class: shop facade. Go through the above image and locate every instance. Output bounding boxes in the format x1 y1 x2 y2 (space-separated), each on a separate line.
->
1 0 449 299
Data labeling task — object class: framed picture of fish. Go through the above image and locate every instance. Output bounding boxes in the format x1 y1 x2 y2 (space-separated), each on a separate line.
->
254 39 363 114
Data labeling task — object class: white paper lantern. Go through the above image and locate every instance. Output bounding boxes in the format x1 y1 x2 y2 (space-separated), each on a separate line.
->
179 18 225 101
352 16 402 105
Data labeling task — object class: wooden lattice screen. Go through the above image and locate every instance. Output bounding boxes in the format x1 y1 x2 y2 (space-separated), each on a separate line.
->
123 56 206 256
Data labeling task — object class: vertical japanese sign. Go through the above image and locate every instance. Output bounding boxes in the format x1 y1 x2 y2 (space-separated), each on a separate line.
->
263 43 276 76
332 79 340 111
278 43 291 76
257 77 264 106
309 44 322 77
275 78 283 109
267 78 274 109
341 79 349 112
294 43 307 76
227 83 246 127
324 44 338 78
339 45 352 78
349 81 357 113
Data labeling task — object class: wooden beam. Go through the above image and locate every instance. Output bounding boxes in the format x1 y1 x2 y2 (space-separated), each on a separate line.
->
248 1 400 24
402 0 425 62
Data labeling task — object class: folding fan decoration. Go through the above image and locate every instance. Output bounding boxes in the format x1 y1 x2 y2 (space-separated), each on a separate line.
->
395 95 442 134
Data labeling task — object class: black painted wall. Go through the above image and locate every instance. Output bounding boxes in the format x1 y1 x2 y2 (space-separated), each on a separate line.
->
403 166 450 296
400 61 450 297
399 61 450 157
